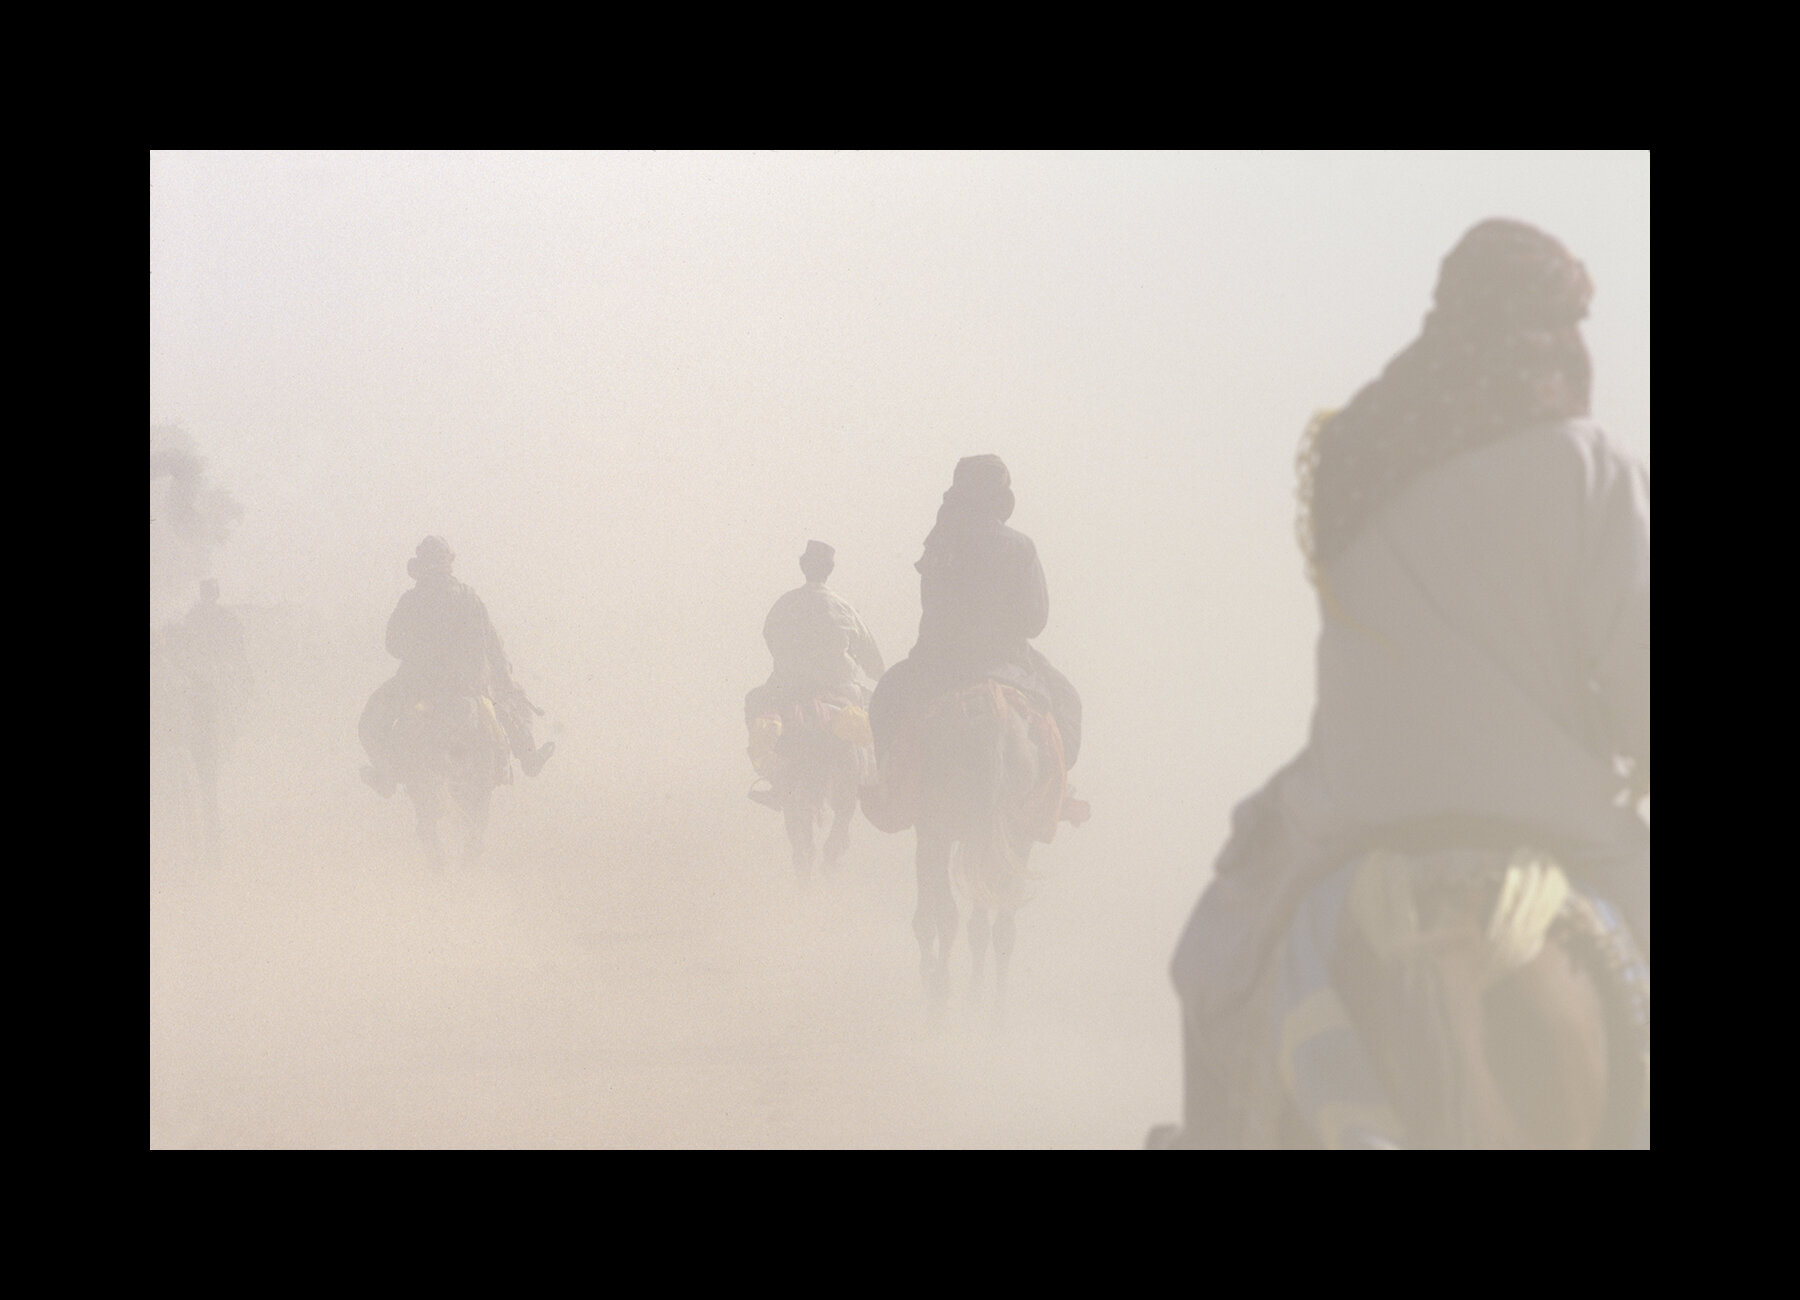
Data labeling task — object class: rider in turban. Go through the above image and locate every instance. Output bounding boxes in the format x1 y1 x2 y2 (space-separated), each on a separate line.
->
869 454 1082 772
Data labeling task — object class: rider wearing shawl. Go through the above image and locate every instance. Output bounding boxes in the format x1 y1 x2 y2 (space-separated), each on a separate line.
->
869 454 1082 775
1165 219 1649 1148
359 535 555 797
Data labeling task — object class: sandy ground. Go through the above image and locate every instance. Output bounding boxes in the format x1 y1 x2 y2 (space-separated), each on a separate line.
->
149 733 1193 1149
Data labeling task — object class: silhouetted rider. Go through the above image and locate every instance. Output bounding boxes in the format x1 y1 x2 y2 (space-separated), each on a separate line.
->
743 540 885 807
869 454 1081 769
359 535 554 796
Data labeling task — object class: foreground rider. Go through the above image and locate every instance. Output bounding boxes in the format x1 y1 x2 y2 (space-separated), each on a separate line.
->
868 454 1082 775
744 540 885 807
359 536 555 796
1163 218 1649 1147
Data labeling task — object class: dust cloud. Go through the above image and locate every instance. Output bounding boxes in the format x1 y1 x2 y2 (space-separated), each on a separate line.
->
149 150 1650 1148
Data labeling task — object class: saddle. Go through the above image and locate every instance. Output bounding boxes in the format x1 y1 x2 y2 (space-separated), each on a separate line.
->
397 691 510 784
861 678 1089 838
747 698 874 808
749 699 871 766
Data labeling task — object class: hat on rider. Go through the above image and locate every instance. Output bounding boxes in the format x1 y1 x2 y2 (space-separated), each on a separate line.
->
800 539 835 582
407 535 456 580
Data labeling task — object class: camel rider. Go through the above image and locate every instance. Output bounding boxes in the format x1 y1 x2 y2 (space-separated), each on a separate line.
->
744 540 886 806
868 454 1082 772
359 535 555 797
1163 219 1649 1148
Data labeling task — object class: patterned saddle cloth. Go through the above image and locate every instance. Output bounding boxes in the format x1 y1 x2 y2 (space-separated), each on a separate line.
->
861 679 1090 838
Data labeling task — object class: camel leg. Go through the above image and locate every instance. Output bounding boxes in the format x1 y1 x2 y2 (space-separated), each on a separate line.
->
991 908 1017 1027
967 905 990 1006
461 785 490 869
410 785 447 871
785 797 816 885
914 832 956 1018
822 770 854 873
822 817 849 873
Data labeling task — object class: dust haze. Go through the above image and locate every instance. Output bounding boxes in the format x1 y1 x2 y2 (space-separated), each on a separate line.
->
148 150 1650 1148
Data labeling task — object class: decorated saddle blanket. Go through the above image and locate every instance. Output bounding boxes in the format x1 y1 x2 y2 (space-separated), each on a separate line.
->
395 692 510 783
860 678 1090 838
747 697 873 777
1209 845 1649 1149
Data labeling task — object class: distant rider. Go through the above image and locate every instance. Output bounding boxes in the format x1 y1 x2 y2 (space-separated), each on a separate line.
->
359 535 554 796
744 540 885 806
868 454 1081 772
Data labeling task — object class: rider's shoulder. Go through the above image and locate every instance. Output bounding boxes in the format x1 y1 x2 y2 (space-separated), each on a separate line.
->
1504 418 1646 501
400 573 484 610
993 521 1040 561
818 584 866 615
1511 417 1633 466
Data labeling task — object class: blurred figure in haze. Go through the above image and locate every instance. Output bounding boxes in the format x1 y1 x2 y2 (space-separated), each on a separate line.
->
744 540 885 807
164 577 254 865
359 535 554 797
1161 218 1649 1149
168 578 253 730
868 454 1082 772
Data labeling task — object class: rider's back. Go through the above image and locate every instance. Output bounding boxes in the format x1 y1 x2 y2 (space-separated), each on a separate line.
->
387 573 494 698
913 515 1047 683
763 581 881 705
1308 416 1648 870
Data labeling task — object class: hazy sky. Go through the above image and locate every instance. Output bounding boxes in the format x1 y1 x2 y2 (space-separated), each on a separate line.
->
149 151 1649 1145
149 149 1648 795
